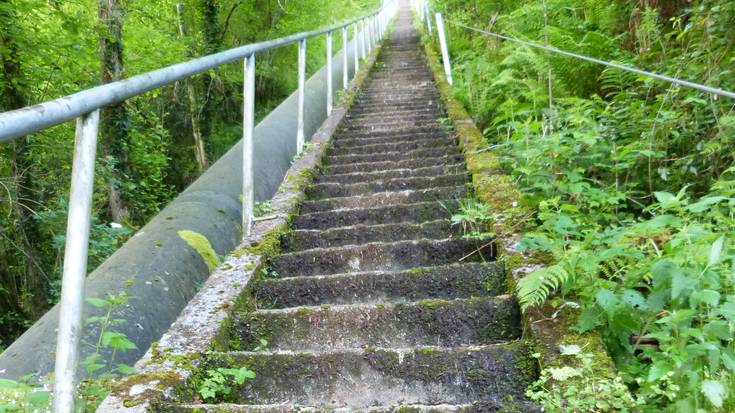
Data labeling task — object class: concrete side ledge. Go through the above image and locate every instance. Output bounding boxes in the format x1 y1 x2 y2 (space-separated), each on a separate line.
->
96 32 389 413
416 16 628 403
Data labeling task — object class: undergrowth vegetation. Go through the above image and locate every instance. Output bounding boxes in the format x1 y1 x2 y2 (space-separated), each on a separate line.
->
430 0 735 411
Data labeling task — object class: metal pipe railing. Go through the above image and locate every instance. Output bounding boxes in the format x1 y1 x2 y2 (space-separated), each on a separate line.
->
416 1 735 101
0 2 397 411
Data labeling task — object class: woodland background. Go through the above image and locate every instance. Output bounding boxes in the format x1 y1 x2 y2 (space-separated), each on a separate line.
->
0 0 377 350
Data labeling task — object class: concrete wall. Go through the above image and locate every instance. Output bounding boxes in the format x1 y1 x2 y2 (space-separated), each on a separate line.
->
0 38 360 379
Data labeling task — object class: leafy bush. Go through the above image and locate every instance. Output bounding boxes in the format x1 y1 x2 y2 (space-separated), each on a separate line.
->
432 0 735 410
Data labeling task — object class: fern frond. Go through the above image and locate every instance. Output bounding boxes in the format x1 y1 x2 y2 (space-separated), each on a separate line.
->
516 263 570 312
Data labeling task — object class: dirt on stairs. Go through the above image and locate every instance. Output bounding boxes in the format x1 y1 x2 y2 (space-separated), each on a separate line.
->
161 5 538 413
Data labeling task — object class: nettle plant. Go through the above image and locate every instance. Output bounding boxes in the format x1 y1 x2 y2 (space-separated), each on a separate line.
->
0 292 138 412
517 176 735 411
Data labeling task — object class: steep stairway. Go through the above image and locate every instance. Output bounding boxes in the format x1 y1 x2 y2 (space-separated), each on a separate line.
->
164 5 538 413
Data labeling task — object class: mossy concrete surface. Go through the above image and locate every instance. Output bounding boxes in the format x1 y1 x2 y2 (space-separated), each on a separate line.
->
253 262 506 308
417 12 628 403
231 296 521 351
193 344 537 407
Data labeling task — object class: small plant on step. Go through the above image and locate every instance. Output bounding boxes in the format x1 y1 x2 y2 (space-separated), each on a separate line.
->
253 201 274 218
447 198 496 240
526 344 642 412
252 338 269 352
197 367 256 403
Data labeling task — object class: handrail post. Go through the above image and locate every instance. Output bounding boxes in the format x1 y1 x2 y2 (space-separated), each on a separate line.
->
425 3 433 35
342 27 348 88
52 109 100 413
296 38 306 153
360 20 366 60
367 17 372 54
435 13 453 85
354 23 360 73
326 31 333 115
242 54 255 236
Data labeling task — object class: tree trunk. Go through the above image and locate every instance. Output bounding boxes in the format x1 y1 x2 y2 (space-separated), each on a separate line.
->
98 0 130 224
177 3 208 172
0 0 48 321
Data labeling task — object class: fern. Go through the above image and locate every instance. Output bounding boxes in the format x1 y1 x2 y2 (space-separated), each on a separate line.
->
516 263 571 311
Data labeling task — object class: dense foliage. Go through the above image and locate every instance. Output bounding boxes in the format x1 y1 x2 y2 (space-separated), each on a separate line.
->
430 0 735 411
0 0 377 350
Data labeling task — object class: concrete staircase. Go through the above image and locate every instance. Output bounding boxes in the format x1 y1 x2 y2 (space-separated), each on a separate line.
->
161 6 538 413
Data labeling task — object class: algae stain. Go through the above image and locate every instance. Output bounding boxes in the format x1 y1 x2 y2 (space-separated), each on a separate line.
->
177 230 221 271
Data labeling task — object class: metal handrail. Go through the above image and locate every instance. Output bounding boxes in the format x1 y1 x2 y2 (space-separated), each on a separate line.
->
415 0 735 100
0 2 397 411
0 7 390 143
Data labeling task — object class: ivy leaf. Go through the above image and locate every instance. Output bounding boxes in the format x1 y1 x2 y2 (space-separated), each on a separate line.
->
701 379 725 408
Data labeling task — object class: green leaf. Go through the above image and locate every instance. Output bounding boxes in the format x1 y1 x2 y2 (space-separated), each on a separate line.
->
672 270 695 301
708 235 726 267
690 289 721 307
548 366 582 381
85 297 109 308
703 320 730 341
117 363 137 375
574 307 601 332
701 379 725 408
647 359 673 382
101 332 137 351
653 191 675 203
595 289 617 317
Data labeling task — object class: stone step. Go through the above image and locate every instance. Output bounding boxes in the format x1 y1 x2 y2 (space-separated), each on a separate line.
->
326 147 460 166
329 137 453 156
340 119 441 132
345 106 441 119
233 296 521 351
343 115 440 129
164 403 541 412
293 200 457 230
317 163 464 184
299 185 468 214
324 153 463 175
183 344 536 407
254 262 506 308
281 220 458 250
163 402 540 412
344 109 442 122
348 102 437 114
333 129 450 144
335 124 444 138
307 173 468 199
270 238 495 277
